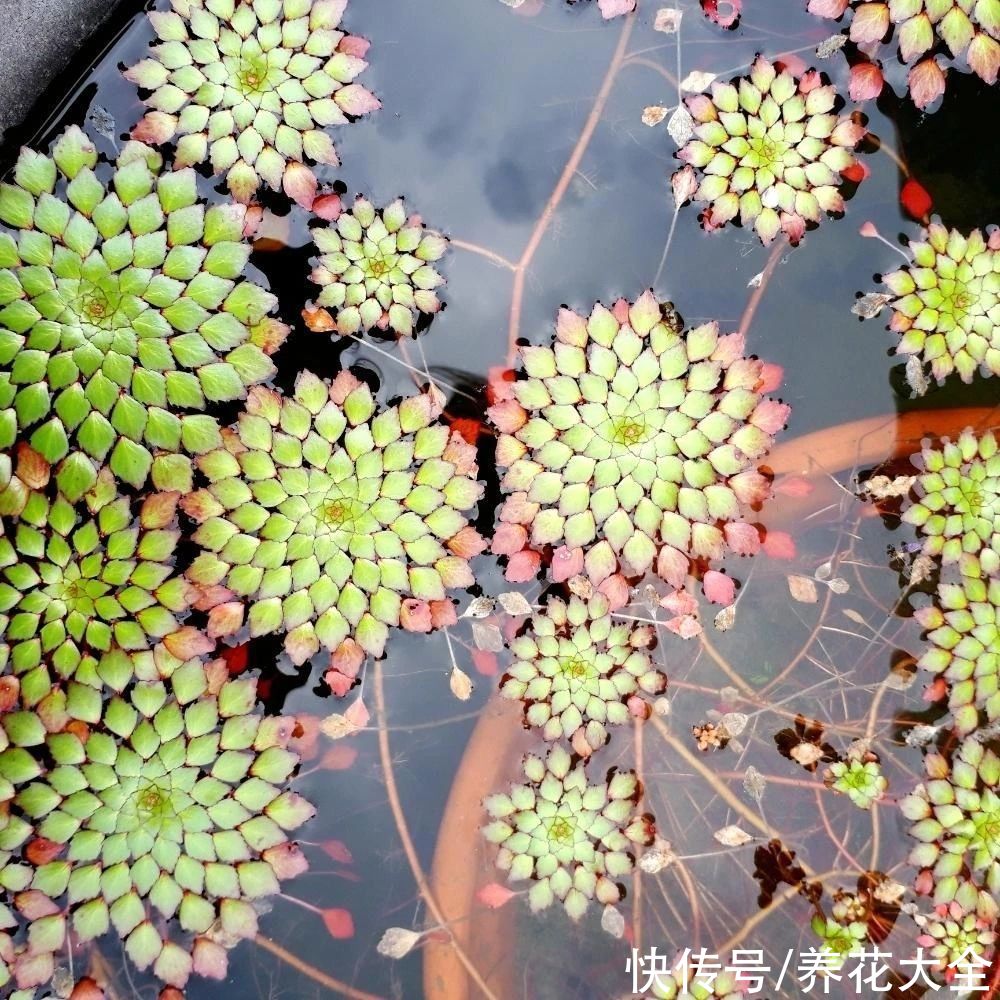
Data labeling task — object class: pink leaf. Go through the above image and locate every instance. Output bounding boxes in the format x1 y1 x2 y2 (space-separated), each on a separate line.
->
551 545 584 582
656 545 690 589
283 162 317 210
313 193 343 221
262 843 309 880
429 600 458 628
598 574 631 610
471 649 499 676
344 698 370 730
807 0 849 15
762 530 796 560
322 908 355 939
163 627 215 660
477 883 517 909
908 58 946 110
750 399 791 435
775 53 808 76
757 362 784 393
859 220 879 238
774 476 814 498
207 602 245 639
192 939 228 981
660 589 698 617
849 62 884 101
400 599 433 633
339 35 370 58
320 745 358 770
703 570 736 606
335 84 382 117
598 0 636 16
131 111 177 145
701 0 741 27
321 840 355 864
505 549 541 583
724 521 762 556
666 615 703 639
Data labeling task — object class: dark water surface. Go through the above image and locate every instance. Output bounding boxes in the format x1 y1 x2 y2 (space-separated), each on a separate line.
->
3 0 1000 997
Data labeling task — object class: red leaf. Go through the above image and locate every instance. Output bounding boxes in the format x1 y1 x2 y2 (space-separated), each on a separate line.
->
0 676 19 712
322 908 355 939
24 838 64 866
70 978 105 1000
900 178 933 221
344 697 370 730
321 840 355 864
471 649 499 677
700 0 741 27
221 643 249 675
320 745 359 771
762 530 797 560
476 883 517 909
449 417 483 445
774 476 814 498
849 62 884 102
841 160 869 184
703 570 736 606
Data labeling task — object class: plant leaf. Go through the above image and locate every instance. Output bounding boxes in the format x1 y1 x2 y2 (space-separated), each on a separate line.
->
377 927 423 959
462 596 495 619
476 882 517 909
497 591 532 616
788 575 819 604
654 7 683 32
472 622 504 652
601 905 626 938
450 666 474 701
714 824 753 847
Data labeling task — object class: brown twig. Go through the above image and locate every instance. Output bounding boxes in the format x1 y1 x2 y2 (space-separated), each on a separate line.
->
506 15 636 362
256 936 386 1000
373 663 500 1000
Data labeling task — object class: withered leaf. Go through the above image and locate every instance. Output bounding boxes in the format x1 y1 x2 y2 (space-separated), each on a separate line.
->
714 825 753 847
377 927 422 959
788 575 819 604
497 591 532 617
472 622 504 652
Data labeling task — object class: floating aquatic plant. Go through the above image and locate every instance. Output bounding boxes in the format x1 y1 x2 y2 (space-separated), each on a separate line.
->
126 0 379 207
807 0 1000 107
0 665 312 991
917 899 999 974
882 225 1000 387
306 196 448 338
650 964 746 999
0 487 196 712
824 757 888 809
488 293 789 592
903 428 1000 571
0 128 287 496
915 554 999 735
185 370 485 664
673 57 866 244
901 738 1000 914
482 745 653 920
500 593 666 751
809 915 868 968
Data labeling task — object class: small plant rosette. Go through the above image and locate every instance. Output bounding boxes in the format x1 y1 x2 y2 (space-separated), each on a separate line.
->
903 428 1000 574
901 738 1000 916
824 757 888 809
184 369 485 664
126 0 380 208
0 127 288 497
883 225 1000 387
500 592 666 751
807 0 1000 109
0 664 313 991
672 56 866 245
0 483 207 715
915 553 999 736
482 744 653 920
488 292 789 595
306 195 448 338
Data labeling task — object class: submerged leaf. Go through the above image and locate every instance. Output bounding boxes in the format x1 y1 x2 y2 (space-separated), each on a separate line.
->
788 575 819 604
377 926 423 959
476 882 518 909
654 7 683 32
497 591 533 616
667 105 695 146
852 293 893 319
714 825 753 847
601 905 626 938
472 622 504 652
450 666 474 701
642 105 670 127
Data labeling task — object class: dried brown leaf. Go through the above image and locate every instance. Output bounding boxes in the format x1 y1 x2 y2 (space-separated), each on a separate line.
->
788 575 819 604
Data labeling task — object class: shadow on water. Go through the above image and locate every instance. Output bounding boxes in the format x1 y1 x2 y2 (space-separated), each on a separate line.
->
2 0 999 997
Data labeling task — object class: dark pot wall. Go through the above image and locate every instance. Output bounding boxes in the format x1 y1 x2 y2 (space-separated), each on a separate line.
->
0 0 128 142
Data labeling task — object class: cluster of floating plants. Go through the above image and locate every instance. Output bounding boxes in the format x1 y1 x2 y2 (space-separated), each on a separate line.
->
482 745 652 919
0 128 287 495
0 0 996 990
184 370 484 665
127 0 380 207
672 57 867 244
807 0 1000 107
878 225 1000 388
500 593 666 752
306 195 449 338
488 293 789 593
